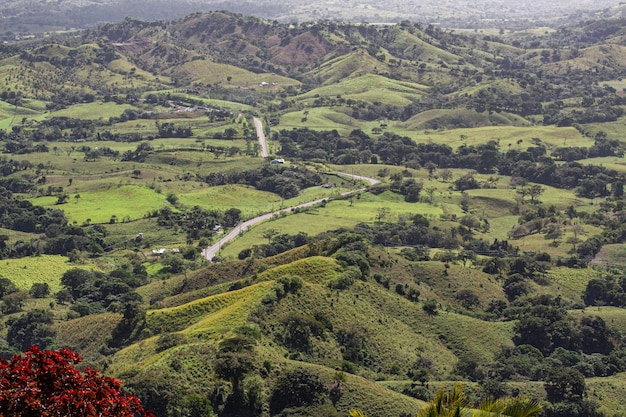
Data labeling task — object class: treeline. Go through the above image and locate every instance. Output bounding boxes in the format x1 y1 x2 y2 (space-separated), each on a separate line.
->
275 128 625 198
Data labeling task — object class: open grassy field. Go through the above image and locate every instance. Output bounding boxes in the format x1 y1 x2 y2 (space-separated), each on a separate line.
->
0 254 97 293
177 59 300 87
177 185 281 217
47 102 136 120
299 74 429 106
29 185 171 225
277 111 594 153
399 108 531 130
588 373 626 416
54 312 122 360
408 125 594 150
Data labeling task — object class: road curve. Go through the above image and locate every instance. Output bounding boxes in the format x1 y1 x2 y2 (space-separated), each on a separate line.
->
201 173 379 261
253 117 269 158
336 172 380 186
201 118 381 261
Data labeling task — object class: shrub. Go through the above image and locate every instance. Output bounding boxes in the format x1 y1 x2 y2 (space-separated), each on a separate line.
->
29 282 50 298
269 368 326 414
155 332 187 352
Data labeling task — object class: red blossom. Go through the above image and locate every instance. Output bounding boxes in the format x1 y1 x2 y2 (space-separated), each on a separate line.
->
0 346 154 417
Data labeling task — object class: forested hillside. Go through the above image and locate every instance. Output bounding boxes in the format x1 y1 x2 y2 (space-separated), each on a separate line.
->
0 10 625 417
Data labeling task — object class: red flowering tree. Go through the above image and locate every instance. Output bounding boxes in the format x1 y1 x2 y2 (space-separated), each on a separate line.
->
0 346 154 417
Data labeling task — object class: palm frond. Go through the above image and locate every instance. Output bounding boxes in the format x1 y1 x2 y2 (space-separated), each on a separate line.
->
502 398 543 417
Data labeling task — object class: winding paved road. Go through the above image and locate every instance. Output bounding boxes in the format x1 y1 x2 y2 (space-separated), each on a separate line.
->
200 174 379 261
201 120 380 261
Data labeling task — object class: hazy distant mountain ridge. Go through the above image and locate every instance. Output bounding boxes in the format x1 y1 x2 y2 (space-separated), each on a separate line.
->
1 0 625 36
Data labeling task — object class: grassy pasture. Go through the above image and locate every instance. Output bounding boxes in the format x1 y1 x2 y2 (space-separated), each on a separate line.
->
467 184 592 210
546 267 598 301
399 108 530 130
219 209 360 259
256 256 343 284
431 312 516 363
54 313 122 360
0 227 40 245
277 112 592 153
29 185 170 224
278 107 362 134
570 307 626 332
0 101 44 128
409 125 594 150
47 102 136 120
299 74 428 106
587 373 626 417
0 254 97 293
177 185 281 217
145 280 274 334
176 59 299 87
106 58 170 84
278 107 419 137
572 155 626 174
455 78 524 97
310 50 392 84
591 243 626 268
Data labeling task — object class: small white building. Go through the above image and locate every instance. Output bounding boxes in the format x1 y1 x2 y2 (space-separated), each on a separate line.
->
151 248 181 256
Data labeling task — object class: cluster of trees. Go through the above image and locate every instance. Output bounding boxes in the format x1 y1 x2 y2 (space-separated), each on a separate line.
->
575 212 626 261
154 205 241 241
202 165 322 199
475 297 623 417
57 266 147 317
584 273 626 307
0 277 50 316
1 267 146 353
0 187 66 234
0 156 33 177
156 122 193 138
